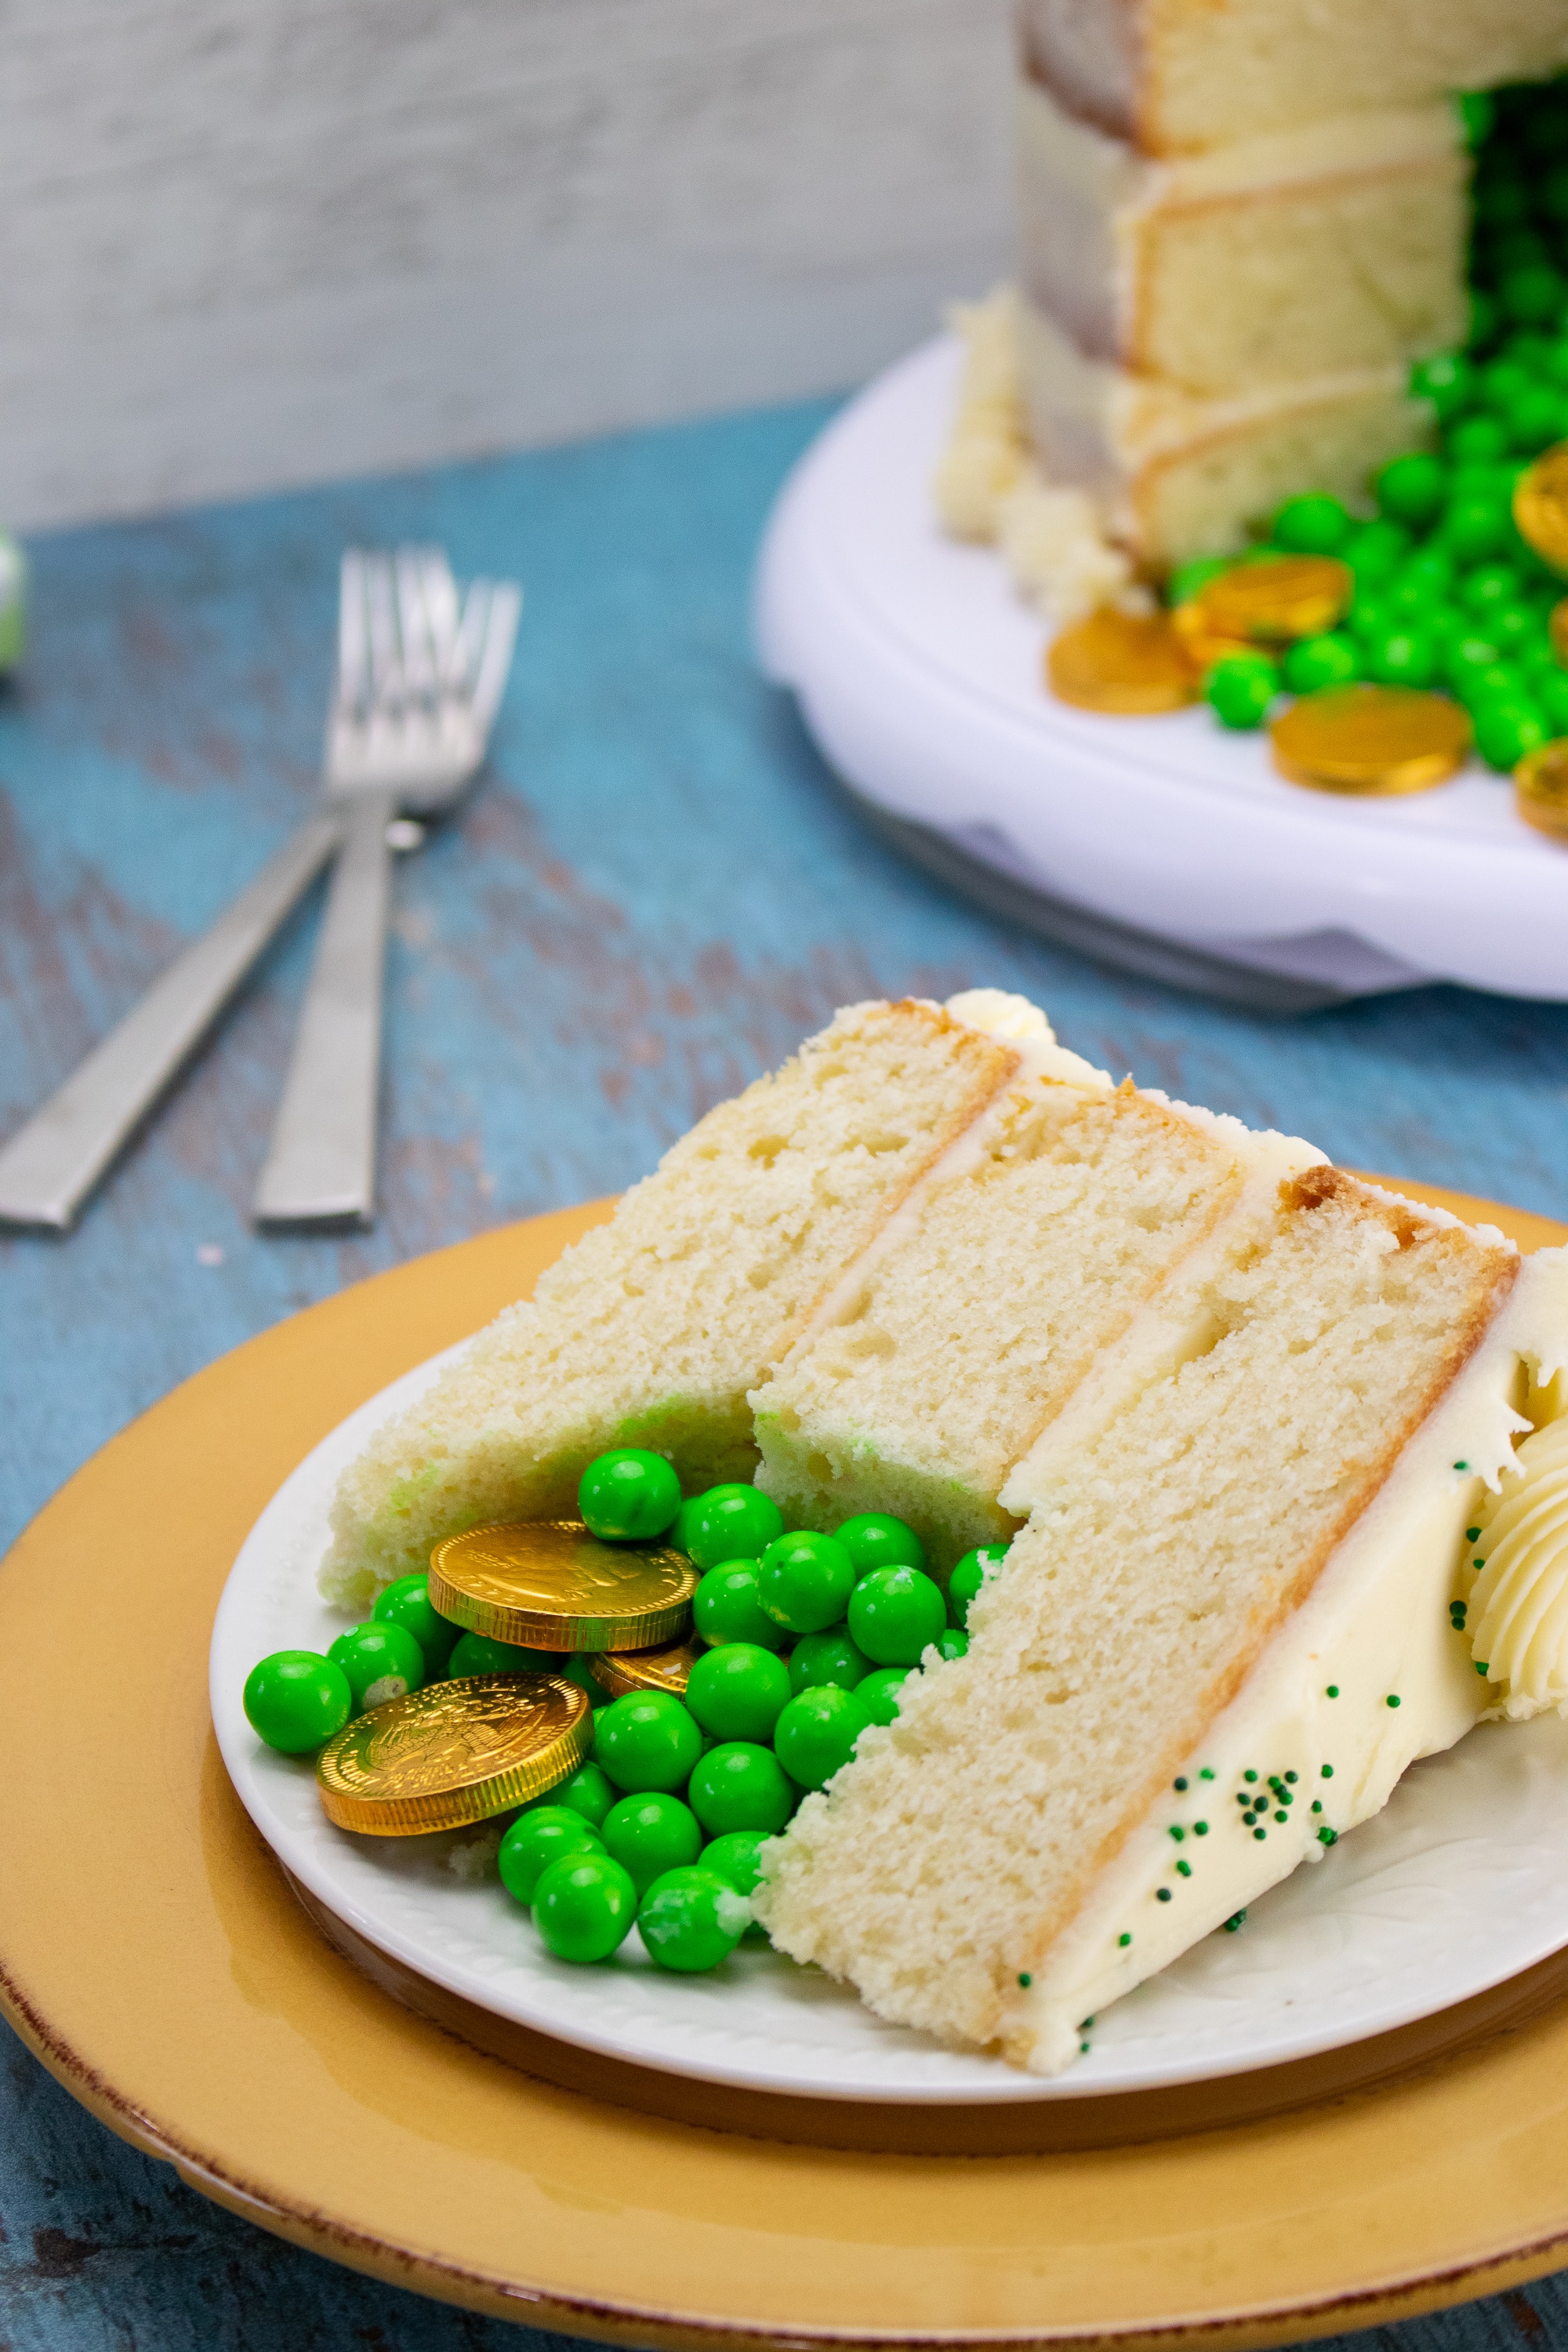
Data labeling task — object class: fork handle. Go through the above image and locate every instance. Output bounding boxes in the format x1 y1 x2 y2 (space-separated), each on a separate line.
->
253 790 396 1228
0 812 343 1231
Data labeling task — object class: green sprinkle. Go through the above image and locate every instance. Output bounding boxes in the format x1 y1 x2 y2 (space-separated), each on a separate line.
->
1465 1527 1481 1542
1476 1661 1490 1676
1473 1559 1486 1570
1174 1777 1188 1791
1080 2040 1091 2054
1017 1972 1032 1987
1274 1810 1288 1824
1386 1694 1401 1708
1080 2017 1094 2028
1284 1771 1298 1784
1243 1769 1258 1783
1319 1827 1338 1846
1253 1827 1266 1841
1176 1860 1192 1877
1312 1801 1322 1813
1322 1764 1334 1779
1169 1825 1185 1842
1200 1768 1214 1780
1454 1461 1468 1472
1156 1887 1173 1902
1119 1933 1131 1947
1224 1911 1247 1933
1194 1821 1209 1836
1327 1685 1339 1698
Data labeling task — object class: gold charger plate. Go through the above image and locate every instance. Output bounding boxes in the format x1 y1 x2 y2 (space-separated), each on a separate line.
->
6 1185 1568 2349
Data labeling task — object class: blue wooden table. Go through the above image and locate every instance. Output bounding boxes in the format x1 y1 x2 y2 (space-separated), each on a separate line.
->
4 396 1568 2351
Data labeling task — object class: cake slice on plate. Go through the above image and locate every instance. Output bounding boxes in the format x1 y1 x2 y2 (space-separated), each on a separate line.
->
757 1166 1568 2071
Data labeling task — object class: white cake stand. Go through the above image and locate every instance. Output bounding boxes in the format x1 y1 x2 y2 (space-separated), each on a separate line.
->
754 336 1568 1012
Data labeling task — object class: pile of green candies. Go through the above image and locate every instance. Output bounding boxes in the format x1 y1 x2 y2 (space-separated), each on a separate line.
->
1182 72 1568 771
242 1444 1007 1976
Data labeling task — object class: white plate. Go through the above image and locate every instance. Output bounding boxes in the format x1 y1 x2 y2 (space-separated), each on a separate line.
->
754 336 1568 1002
211 1347 1568 2106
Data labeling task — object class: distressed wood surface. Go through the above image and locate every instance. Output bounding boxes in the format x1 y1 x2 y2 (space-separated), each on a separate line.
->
0 0 1011 526
3 398 1568 2347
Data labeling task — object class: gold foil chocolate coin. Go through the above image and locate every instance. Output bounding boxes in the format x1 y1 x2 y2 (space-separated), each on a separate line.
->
589 1636 700 1700
1195 556 1353 644
1514 445 1568 573
1046 608 1200 714
1171 597 1253 677
1270 686 1472 795
1515 740 1568 840
1550 598 1568 666
316 1672 591 1835
429 1519 699 1653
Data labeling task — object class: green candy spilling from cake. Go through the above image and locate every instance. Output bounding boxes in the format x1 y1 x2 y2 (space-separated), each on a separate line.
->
321 990 1568 2071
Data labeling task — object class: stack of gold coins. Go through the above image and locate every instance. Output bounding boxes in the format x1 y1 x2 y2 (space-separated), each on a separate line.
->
429 1519 699 1653
1046 608 1199 714
1187 555 1354 651
1515 741 1568 840
1269 685 1472 796
316 1672 593 1834
589 1636 700 1700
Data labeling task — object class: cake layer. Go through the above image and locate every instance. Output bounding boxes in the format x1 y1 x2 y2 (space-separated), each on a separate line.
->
753 1051 1316 1573
318 999 1022 1608
1016 293 1432 561
1018 0 1568 156
756 1170 1534 2069
1017 75 1468 395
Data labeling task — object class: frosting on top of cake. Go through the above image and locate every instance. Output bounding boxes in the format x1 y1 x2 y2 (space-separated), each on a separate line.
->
1471 1403 1568 1719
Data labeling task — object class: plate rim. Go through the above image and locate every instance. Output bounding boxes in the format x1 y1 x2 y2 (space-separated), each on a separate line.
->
9 1189 1568 2348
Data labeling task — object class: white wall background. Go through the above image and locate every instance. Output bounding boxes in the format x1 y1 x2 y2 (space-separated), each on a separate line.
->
0 0 1012 527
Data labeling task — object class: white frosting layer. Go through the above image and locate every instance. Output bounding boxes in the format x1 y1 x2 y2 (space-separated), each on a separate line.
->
1005 1243 1568 2075
1472 1388 1568 1719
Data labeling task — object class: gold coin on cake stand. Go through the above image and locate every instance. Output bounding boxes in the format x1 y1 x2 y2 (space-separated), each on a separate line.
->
1194 556 1353 644
316 1671 591 1835
1513 444 1568 573
1045 608 1200 713
589 1636 701 1700
1515 739 1568 840
429 1519 699 1653
1269 685 1472 795
1171 597 1254 677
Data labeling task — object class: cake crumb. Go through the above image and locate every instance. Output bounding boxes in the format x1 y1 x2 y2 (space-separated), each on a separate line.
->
443 1824 504 1882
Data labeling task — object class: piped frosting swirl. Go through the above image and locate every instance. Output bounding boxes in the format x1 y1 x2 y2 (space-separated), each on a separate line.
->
1472 1399 1568 1719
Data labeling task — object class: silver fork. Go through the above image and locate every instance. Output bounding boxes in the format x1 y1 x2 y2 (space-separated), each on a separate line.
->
252 549 521 1229
0 546 518 1233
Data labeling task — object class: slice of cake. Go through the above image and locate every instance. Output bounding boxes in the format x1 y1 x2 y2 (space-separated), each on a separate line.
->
321 995 1036 1608
752 1000 1317 1571
757 1169 1568 2072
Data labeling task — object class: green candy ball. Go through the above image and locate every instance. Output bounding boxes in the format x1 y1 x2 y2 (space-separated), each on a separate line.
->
1467 291 1500 353
1536 669 1568 734
856 1666 911 1728
1438 492 1512 567
1342 519 1412 584
577 1449 681 1541
1479 356 1532 411
327 1620 426 1711
773 1685 871 1792
1410 350 1475 423
677 1484 784 1570
532 1851 638 1963
1282 632 1360 694
947 1543 1008 1628
693 1560 789 1650
834 1512 926 1577
1271 493 1351 554
1447 413 1511 465
848 1565 949 1667
757 1530 856 1635
1463 563 1526 618
600 1791 703 1893
700 1828 775 1899
1493 601 1541 652
787 1627 871 1696
1508 385 1568 452
1501 264 1566 328
1363 626 1439 690
593 1690 705 1793
498 1807 604 1906
638 1867 751 1974
687 1740 796 1835
372 1573 460 1674
1474 697 1550 771
1446 631 1508 698
243 1650 354 1754
1457 91 1494 149
1376 452 1448 528
537 1760 617 1829
1348 593 1392 644
1205 655 1278 730
934 1627 971 1664
561 1654 611 1709
685 1642 793 1740
448 1628 563 1680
